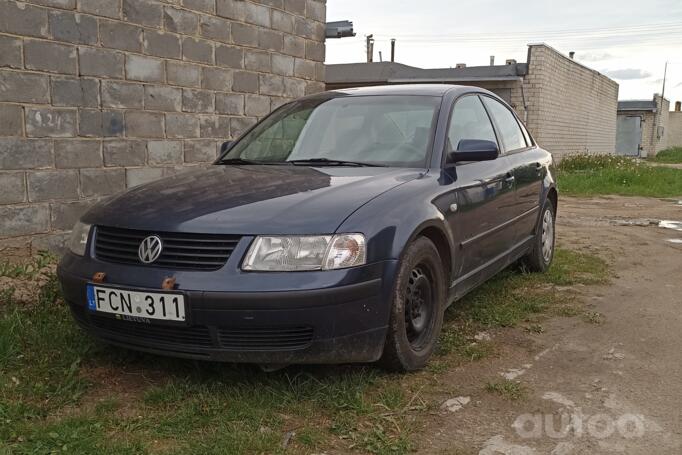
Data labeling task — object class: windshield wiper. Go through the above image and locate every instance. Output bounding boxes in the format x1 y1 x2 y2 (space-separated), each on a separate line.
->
287 158 386 167
217 158 288 166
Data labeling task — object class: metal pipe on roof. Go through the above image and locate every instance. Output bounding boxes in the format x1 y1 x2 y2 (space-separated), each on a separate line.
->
391 39 396 62
366 35 374 63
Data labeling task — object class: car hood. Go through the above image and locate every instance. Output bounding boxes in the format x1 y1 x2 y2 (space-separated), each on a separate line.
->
83 165 423 234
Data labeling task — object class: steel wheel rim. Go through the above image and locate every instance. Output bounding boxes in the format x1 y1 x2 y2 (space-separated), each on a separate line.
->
541 208 554 263
404 265 435 350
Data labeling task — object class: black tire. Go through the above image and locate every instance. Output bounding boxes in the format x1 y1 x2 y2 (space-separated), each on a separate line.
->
522 199 556 273
380 237 446 372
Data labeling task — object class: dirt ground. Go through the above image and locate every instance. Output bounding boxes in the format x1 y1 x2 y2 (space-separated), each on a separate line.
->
418 195 682 454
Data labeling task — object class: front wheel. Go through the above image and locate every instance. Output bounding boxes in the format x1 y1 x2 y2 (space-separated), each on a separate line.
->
522 199 556 272
380 237 446 372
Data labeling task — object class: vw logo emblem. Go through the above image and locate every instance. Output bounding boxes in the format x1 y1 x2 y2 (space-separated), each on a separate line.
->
138 235 163 264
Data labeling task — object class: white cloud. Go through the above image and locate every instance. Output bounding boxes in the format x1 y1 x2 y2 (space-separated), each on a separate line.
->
578 52 614 62
603 68 652 80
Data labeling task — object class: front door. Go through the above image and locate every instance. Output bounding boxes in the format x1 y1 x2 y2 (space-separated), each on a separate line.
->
616 116 642 156
442 95 518 279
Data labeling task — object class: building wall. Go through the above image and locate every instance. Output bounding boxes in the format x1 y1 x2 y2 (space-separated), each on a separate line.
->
650 96 670 156
0 0 327 252
523 44 619 159
668 111 682 149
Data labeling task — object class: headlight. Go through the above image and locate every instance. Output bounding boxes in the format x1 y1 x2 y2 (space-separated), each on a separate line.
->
242 234 366 271
68 221 92 256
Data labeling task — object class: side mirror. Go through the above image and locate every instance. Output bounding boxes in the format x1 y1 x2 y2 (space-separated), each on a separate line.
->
220 141 234 155
448 139 499 163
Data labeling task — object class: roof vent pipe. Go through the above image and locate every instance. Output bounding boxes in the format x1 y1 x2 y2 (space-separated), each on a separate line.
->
366 35 374 63
490 56 495 66
676 101 681 112
391 39 396 62
569 51 575 59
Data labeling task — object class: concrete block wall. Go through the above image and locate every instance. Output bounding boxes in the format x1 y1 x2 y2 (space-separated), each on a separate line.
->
523 44 619 160
651 96 670 155
667 111 682 149
0 0 327 252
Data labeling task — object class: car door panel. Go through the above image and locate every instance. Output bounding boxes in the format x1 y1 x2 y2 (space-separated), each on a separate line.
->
451 156 517 276
439 94 519 281
508 147 547 241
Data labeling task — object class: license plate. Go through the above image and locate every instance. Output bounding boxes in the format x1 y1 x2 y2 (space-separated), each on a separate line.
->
87 285 186 323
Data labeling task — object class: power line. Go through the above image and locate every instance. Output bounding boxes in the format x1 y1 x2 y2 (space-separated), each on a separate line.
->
373 21 682 39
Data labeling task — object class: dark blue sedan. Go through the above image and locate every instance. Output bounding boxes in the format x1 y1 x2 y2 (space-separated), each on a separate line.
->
58 85 557 371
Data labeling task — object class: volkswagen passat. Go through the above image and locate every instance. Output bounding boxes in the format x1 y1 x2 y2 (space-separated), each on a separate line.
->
58 85 557 371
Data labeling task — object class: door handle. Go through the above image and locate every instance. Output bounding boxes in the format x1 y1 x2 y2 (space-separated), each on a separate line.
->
535 162 542 169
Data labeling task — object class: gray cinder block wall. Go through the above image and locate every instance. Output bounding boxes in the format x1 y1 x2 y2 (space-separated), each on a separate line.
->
521 44 619 159
668 111 682 149
0 0 326 253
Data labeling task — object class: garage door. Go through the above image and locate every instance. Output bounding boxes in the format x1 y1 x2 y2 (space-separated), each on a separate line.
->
616 116 642 156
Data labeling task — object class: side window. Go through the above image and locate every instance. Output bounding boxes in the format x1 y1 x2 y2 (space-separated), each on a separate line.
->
481 97 528 152
519 121 533 147
447 95 498 151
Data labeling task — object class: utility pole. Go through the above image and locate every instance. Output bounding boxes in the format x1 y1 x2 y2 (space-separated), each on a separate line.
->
661 61 668 100
366 34 374 63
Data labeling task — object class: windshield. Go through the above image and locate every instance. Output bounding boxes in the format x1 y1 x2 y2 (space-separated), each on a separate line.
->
222 95 441 167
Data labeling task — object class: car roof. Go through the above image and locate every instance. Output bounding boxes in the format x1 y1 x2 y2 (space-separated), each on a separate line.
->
315 84 481 98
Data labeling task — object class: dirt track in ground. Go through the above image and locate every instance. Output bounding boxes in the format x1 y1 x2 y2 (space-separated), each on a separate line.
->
417 195 682 454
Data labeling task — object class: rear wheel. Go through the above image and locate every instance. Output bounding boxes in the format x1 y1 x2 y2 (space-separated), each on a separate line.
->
380 237 445 372
522 199 556 272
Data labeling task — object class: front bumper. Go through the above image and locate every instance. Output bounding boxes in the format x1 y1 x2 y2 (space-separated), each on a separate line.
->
58 251 398 364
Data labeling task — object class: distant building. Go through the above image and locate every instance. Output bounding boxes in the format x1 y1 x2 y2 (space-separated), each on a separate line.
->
616 96 670 157
326 44 620 160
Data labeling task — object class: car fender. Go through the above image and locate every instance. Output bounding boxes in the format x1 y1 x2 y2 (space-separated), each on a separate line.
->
336 172 457 281
533 162 558 235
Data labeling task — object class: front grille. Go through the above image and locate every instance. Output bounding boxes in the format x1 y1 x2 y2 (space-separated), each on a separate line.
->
218 327 314 351
71 307 315 353
95 226 241 271
70 306 213 351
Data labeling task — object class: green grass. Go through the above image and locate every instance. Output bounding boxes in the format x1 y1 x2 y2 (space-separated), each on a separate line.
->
651 147 682 163
0 251 55 279
485 380 526 401
556 154 682 197
1 248 608 454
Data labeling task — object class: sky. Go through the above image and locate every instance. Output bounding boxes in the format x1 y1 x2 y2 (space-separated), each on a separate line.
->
326 0 682 106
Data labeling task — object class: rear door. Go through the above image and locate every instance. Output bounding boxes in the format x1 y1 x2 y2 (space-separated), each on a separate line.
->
443 95 518 278
481 96 542 245
616 116 642 156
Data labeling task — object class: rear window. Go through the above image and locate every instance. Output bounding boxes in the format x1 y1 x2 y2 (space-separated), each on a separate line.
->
482 97 528 152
